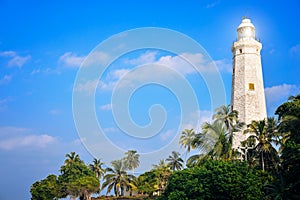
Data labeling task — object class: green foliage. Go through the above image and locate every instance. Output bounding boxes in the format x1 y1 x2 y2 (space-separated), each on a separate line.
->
167 190 188 200
166 151 184 171
184 105 245 166
59 153 100 199
123 150 140 174
30 152 100 200
123 150 140 170
30 174 59 200
89 158 106 180
63 175 100 198
102 159 136 197
160 160 268 200
152 160 173 195
179 129 196 163
244 118 279 172
30 96 300 200
272 94 300 198
136 171 157 196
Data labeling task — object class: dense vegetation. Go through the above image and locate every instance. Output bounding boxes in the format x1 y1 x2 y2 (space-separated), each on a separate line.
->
30 95 300 199
160 160 269 200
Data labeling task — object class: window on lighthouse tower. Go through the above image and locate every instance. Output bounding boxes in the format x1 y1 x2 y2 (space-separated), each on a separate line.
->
249 83 255 91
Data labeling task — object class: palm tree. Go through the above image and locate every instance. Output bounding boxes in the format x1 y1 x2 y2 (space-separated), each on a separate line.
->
102 159 135 197
275 94 300 197
166 151 184 171
152 160 172 195
185 121 229 165
213 105 245 159
61 152 83 175
264 173 293 200
245 119 278 171
152 159 167 169
89 158 105 179
239 138 258 168
64 152 81 165
202 121 229 159
123 150 140 175
179 129 196 164
213 105 238 131
186 153 207 167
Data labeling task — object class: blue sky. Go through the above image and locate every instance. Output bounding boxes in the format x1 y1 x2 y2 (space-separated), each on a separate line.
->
1 0 300 199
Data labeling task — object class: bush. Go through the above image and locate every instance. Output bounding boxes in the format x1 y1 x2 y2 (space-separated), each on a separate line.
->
160 160 268 200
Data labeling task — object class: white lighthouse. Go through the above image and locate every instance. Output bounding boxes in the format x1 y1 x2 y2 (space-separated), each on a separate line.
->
231 18 267 149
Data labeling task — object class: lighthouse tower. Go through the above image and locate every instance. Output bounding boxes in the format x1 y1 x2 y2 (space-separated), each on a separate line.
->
231 18 267 149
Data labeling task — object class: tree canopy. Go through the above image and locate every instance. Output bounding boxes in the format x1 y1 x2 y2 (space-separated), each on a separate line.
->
30 152 100 200
30 95 300 199
160 160 268 200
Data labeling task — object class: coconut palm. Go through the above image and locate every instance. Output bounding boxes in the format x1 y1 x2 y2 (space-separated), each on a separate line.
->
185 121 229 165
61 152 82 174
166 151 184 171
89 158 105 179
186 153 207 167
201 121 229 159
245 119 278 171
152 160 172 195
239 138 258 168
213 105 238 131
179 129 196 164
213 105 245 159
191 131 208 152
102 159 135 197
123 150 140 175
264 173 293 200
64 152 81 166
275 94 300 197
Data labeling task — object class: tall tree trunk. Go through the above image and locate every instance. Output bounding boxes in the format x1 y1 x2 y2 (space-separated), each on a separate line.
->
121 183 124 196
228 132 233 160
261 151 265 171
184 151 188 166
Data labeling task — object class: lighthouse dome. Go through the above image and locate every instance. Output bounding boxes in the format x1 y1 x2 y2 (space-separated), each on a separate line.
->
237 18 256 40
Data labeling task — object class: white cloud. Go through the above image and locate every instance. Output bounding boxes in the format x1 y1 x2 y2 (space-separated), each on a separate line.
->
213 59 232 73
151 52 225 76
83 51 110 67
0 97 12 110
99 69 131 91
30 68 61 76
74 79 99 93
182 110 213 131
206 0 220 8
8 55 31 68
269 49 275 54
160 129 175 141
97 52 227 92
49 109 61 115
30 68 41 75
265 84 300 115
265 84 300 103
103 127 119 133
0 51 31 68
126 51 227 76
0 126 57 150
0 51 17 57
99 104 112 110
59 52 85 68
0 75 12 85
125 51 157 65
106 68 130 80
155 53 198 75
290 43 300 56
